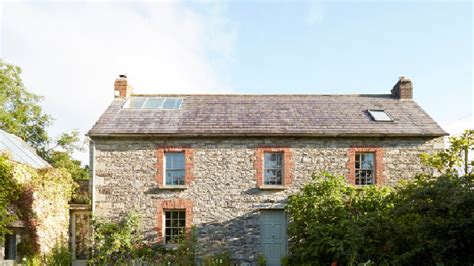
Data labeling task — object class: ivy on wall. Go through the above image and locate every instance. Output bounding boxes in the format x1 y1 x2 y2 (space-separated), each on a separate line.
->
0 154 21 243
0 153 76 259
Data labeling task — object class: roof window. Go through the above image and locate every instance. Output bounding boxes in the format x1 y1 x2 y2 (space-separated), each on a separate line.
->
123 97 183 110
368 110 393 122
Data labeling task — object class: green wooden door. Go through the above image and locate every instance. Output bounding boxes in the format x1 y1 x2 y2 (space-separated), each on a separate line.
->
261 210 288 266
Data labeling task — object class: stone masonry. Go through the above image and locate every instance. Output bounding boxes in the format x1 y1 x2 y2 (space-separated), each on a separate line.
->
93 136 444 261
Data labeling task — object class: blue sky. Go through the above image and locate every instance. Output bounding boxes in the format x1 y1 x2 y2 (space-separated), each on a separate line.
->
0 1 472 164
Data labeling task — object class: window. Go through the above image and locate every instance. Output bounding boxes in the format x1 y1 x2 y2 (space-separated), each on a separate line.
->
165 152 185 186
355 153 375 185
164 210 186 243
368 109 393 122
5 234 17 260
347 147 384 186
156 146 194 188
264 152 283 185
255 147 293 189
157 199 192 243
123 97 183 110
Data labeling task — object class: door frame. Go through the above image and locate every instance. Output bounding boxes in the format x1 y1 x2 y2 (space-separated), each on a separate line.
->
260 209 288 264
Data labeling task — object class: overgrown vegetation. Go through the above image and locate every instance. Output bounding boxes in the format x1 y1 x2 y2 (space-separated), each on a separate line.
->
0 60 90 257
90 213 246 265
0 154 21 242
286 130 474 265
0 152 76 261
90 212 197 265
286 173 394 265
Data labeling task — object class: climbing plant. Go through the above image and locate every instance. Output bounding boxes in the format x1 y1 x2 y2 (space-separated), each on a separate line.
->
0 153 75 260
0 154 21 243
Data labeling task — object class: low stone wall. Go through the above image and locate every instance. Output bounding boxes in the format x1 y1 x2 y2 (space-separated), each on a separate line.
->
93 136 444 261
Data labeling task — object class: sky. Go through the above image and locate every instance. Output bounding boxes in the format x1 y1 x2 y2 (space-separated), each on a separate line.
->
0 0 472 165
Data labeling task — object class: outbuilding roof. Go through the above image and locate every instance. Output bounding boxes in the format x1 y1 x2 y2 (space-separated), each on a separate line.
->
88 93 446 138
0 129 50 169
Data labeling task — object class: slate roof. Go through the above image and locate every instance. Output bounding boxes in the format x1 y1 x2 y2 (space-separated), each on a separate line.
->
0 129 50 169
88 94 447 138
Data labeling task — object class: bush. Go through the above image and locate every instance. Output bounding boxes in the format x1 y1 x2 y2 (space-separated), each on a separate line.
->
286 173 393 265
257 254 267 266
90 212 197 265
389 174 474 264
286 173 474 264
44 244 71 266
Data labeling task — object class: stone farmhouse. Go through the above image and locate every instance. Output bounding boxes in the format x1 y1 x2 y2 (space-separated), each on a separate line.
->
87 76 446 265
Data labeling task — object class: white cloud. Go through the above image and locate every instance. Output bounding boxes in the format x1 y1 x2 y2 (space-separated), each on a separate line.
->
0 1 236 164
306 1 324 26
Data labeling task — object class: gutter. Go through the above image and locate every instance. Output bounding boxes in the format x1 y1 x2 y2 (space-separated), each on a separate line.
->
87 132 448 139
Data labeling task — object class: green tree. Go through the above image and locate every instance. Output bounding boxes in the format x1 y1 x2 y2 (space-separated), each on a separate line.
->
0 59 89 180
0 60 51 150
421 129 473 176
43 130 89 180
389 174 474 264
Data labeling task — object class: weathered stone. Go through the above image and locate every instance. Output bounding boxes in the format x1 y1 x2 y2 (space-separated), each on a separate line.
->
93 136 444 260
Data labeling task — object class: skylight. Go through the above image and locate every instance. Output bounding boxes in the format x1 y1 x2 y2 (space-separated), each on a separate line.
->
123 97 183 110
368 110 393 122
163 98 182 109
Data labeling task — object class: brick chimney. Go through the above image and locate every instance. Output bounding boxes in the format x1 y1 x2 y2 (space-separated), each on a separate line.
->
391 76 413 99
114 74 132 98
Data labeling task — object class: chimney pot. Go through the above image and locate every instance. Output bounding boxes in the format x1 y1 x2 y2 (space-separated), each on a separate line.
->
114 75 132 98
391 76 413 99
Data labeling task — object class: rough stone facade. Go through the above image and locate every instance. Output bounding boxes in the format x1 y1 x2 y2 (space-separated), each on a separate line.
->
92 136 444 262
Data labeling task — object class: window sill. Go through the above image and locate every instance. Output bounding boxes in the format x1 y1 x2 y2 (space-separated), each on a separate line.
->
159 185 188 190
258 185 287 190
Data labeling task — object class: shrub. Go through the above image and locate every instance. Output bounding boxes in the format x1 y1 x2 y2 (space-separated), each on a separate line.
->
90 212 197 265
388 174 474 264
44 244 71 266
286 173 394 264
257 254 267 266
286 172 474 264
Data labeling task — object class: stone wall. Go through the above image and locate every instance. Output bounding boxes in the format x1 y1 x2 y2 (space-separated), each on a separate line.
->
92 136 444 261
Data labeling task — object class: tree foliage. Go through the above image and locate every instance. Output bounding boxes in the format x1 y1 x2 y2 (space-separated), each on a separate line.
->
42 130 89 180
421 129 473 176
286 173 474 265
287 132 474 265
390 174 474 264
0 59 89 180
0 60 51 150
286 173 394 265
